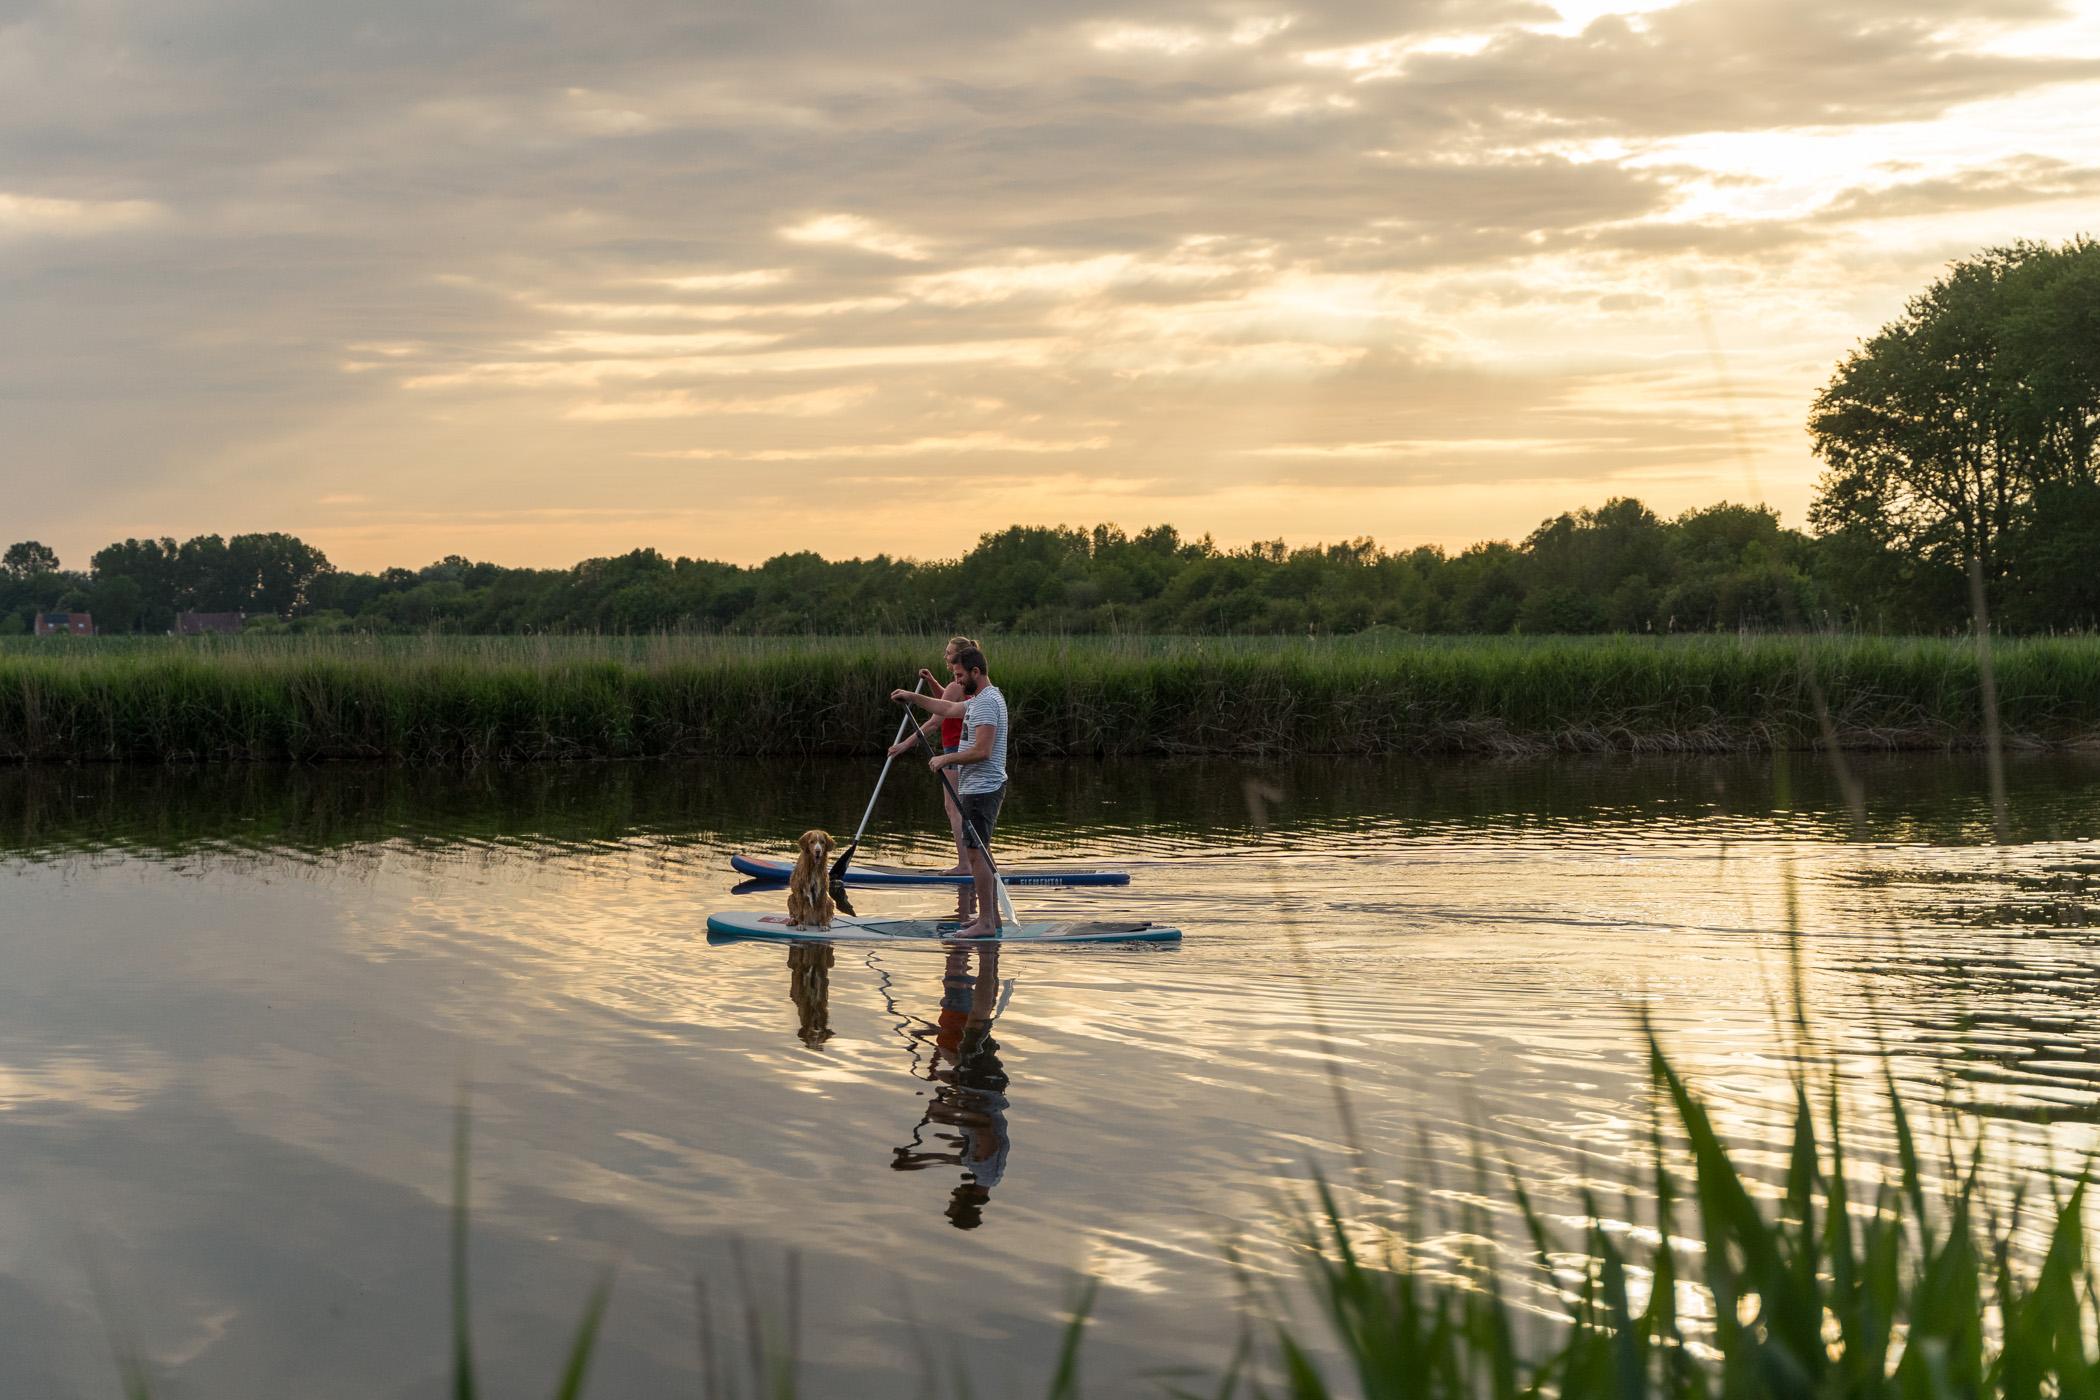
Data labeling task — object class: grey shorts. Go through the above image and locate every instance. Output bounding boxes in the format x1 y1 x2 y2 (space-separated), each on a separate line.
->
957 785 1006 852
942 744 962 755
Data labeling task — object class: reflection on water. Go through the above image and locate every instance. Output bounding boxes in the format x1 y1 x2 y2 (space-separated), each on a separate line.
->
880 946 1011 1231
11 750 2100 864
3 753 2100 1395
787 944 838 1048
783 941 1017 1231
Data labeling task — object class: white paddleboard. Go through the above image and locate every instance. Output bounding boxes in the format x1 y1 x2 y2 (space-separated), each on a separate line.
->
705 911 1181 945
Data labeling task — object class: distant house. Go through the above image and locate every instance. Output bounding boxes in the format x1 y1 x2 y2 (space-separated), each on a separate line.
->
177 610 246 635
33 611 94 637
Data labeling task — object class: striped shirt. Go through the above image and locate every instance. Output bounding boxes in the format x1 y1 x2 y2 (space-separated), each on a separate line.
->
956 684 1009 795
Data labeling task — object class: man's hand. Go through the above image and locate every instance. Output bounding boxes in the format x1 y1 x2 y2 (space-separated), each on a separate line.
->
927 753 948 772
890 687 917 703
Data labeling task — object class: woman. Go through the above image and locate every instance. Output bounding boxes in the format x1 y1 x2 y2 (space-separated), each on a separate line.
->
889 635 976 874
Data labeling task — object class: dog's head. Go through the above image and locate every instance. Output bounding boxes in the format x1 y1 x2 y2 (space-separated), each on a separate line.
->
798 829 835 865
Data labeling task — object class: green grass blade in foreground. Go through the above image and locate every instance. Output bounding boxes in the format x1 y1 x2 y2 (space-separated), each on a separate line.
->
1044 1278 1098 1400
454 1102 477 1400
84 1249 156 1400
453 1100 616 1400
550 1269 615 1400
1245 1020 2100 1400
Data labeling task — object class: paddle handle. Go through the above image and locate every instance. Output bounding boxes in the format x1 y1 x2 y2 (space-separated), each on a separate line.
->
849 675 928 846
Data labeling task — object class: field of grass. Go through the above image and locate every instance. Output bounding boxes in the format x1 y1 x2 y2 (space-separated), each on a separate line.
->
4 632 2099 763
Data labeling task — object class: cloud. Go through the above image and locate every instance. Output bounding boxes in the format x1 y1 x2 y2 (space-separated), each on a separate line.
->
398 338 1059 389
643 432 1113 460
563 384 876 420
901 244 1263 307
1815 155 2100 221
779 214 932 261
0 192 164 237
1243 437 1620 458
1361 0 2100 137
533 295 907 322
652 269 793 292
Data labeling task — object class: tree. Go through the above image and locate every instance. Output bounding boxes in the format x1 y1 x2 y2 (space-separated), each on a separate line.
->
2000 479 2100 631
160 532 333 617
1996 237 2100 487
88 574 148 633
224 532 334 618
2 541 60 579
1808 240 2100 611
91 537 182 625
1523 497 1667 628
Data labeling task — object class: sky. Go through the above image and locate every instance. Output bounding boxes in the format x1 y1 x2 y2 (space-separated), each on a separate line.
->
4 0 2099 572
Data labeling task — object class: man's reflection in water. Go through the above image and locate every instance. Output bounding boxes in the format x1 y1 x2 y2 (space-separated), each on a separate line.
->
890 944 1011 1230
786 943 835 1047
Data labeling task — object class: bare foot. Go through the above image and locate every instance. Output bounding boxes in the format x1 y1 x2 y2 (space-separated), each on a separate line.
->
957 922 1001 939
938 864 970 876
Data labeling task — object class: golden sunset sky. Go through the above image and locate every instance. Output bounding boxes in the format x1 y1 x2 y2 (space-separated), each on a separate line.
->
6 0 2100 571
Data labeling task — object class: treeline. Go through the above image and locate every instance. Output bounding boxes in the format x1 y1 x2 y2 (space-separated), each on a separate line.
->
4 237 2092 637
0 489 2096 636
0 501 1821 636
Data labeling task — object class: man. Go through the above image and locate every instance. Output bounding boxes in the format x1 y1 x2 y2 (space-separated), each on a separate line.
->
890 645 1007 936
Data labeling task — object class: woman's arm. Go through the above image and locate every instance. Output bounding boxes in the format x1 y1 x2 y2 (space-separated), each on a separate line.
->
893 689 968 718
888 680 969 755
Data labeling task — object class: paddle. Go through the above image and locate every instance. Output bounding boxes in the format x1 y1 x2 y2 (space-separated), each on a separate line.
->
903 702 1018 927
831 675 928 885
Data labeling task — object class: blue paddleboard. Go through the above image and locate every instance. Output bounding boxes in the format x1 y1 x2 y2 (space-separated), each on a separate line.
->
705 911 1180 945
729 852 1129 888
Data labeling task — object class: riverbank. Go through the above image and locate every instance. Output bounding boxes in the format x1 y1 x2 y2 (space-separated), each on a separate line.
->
2 633 2094 762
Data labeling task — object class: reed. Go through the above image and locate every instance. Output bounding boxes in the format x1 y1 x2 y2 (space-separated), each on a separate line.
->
1253 1030 2100 1399
8 633 2100 763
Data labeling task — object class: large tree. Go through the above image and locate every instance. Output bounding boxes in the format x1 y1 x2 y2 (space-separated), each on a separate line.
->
1809 239 2100 611
2 541 60 580
91 537 183 623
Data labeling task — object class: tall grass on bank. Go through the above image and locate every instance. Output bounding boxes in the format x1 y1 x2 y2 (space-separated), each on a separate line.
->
10 633 2100 763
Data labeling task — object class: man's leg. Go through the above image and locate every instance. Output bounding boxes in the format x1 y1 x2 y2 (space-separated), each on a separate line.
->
966 846 998 933
958 790 1003 935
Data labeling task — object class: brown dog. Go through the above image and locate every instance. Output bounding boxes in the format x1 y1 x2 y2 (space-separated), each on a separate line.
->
786 828 838 930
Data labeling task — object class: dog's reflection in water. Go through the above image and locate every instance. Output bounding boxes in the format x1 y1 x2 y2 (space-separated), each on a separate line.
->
890 944 1010 1230
785 943 835 1047
777 884 858 1045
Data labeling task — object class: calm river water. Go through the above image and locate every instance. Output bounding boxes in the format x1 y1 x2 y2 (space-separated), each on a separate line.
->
3 755 2099 1396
